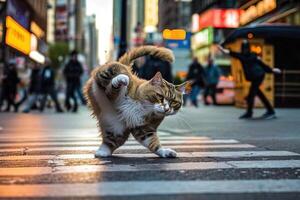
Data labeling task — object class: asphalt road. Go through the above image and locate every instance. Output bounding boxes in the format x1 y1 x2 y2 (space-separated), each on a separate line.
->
0 106 300 200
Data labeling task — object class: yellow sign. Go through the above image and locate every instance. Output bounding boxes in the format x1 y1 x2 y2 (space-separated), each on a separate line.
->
5 16 31 55
240 0 276 25
163 29 186 40
30 21 45 38
144 0 158 33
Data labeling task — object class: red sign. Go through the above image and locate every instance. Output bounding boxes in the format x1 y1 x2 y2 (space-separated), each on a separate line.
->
197 9 240 30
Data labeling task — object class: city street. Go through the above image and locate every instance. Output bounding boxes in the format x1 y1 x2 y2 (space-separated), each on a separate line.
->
0 106 300 199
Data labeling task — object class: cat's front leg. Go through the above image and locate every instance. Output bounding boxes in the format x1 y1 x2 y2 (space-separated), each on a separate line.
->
132 128 177 158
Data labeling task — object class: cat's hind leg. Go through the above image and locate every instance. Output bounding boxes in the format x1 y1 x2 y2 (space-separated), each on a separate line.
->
132 127 177 158
95 129 130 158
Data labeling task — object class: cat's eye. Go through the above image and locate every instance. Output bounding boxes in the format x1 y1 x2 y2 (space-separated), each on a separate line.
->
156 93 164 102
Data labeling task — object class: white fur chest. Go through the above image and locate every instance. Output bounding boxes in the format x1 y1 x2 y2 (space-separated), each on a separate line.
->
115 95 150 128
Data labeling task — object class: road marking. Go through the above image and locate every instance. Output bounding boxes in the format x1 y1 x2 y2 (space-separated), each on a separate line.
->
0 135 206 142
0 130 172 139
0 151 298 161
0 144 255 153
0 139 239 147
1 180 300 197
1 160 300 176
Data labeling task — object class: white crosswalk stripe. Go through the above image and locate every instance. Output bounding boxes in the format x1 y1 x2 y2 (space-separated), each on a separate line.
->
0 130 300 199
0 139 239 147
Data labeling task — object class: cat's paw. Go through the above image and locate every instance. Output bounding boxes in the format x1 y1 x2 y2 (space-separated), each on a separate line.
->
112 74 129 88
156 148 177 158
95 144 112 158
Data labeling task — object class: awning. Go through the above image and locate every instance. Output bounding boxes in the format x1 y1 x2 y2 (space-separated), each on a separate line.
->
221 24 300 46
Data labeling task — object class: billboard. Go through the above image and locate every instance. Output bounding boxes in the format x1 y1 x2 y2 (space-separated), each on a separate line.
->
5 16 31 55
196 9 241 31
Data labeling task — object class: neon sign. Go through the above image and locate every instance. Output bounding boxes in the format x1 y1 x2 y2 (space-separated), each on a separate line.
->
240 0 277 25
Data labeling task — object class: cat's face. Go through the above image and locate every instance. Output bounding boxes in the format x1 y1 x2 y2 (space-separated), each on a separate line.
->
140 72 188 116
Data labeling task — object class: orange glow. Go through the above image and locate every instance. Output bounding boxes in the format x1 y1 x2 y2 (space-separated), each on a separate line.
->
176 71 187 79
30 21 45 38
247 33 254 39
251 45 262 54
5 16 31 55
240 0 276 25
163 29 186 40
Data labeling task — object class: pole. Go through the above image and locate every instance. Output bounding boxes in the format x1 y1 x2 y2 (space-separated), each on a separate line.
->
118 0 127 58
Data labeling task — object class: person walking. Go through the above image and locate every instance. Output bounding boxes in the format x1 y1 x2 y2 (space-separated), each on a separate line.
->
0 61 20 112
218 40 281 119
204 57 221 105
22 64 42 113
39 60 63 113
63 50 84 112
184 57 206 107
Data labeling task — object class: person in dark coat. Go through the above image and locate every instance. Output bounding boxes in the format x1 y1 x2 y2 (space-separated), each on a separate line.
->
139 55 173 83
184 57 205 107
39 60 63 113
204 57 221 105
0 61 20 112
219 40 281 119
22 64 42 113
63 50 84 112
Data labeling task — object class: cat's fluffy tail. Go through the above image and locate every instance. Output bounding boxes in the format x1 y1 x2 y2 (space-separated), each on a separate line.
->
118 45 174 67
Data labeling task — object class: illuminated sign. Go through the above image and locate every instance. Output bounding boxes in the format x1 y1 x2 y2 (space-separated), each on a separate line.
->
163 29 186 40
192 27 213 49
240 0 276 25
192 14 200 33
144 0 158 33
29 51 45 64
30 34 38 51
5 16 31 55
198 9 240 30
30 21 45 38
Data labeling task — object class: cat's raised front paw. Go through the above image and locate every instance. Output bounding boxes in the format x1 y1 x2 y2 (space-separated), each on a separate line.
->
95 144 112 158
156 148 177 158
112 74 129 88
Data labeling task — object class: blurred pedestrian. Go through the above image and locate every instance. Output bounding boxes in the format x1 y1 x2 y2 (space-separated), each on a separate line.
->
218 40 281 119
0 60 20 112
184 57 205 107
39 59 63 113
63 50 84 112
139 55 173 83
204 57 221 105
22 64 42 113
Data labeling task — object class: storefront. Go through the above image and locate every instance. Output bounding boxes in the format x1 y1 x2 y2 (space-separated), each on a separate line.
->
191 9 240 104
0 0 47 100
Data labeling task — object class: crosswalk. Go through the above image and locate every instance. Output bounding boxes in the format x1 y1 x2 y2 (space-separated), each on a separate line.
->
0 130 300 199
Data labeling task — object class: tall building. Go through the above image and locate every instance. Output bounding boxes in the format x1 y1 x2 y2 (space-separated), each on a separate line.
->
47 0 56 43
55 0 86 51
158 0 191 32
112 0 145 59
84 14 99 70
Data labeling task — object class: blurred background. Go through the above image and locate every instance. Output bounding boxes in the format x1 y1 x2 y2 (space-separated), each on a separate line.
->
0 0 299 113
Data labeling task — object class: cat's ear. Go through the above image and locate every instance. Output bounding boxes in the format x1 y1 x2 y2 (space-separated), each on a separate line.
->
176 80 193 94
150 72 163 86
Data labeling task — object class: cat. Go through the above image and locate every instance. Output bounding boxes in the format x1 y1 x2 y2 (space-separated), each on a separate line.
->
83 45 189 158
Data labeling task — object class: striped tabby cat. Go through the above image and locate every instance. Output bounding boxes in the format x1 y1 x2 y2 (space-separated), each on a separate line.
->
84 46 188 158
